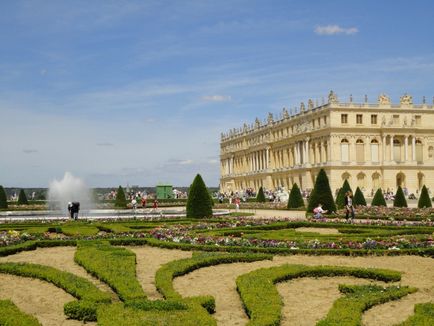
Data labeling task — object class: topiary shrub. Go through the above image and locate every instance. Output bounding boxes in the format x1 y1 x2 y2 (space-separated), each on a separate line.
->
186 174 213 218
17 189 28 205
336 179 352 209
256 186 266 203
0 186 7 209
353 187 367 206
393 186 408 208
115 186 127 208
371 188 387 207
307 169 336 213
417 185 432 208
287 183 304 209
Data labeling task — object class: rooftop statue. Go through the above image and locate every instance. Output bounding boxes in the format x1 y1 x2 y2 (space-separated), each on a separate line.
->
308 99 314 110
400 93 413 105
328 90 338 104
378 93 391 105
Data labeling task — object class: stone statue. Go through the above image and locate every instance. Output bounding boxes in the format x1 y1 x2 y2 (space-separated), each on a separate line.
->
403 116 408 126
378 93 391 105
267 113 274 124
308 99 314 110
243 123 248 132
423 96 426 104
364 94 368 103
400 93 413 105
328 90 338 104
300 102 306 112
255 118 261 128
282 107 289 119
381 116 386 126
411 115 416 126
349 94 353 103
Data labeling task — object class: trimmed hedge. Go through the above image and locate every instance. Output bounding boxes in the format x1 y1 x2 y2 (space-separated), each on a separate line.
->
186 174 213 218
353 187 367 206
336 179 352 209
307 169 337 213
0 299 41 325
287 183 304 209
418 185 432 208
0 185 7 209
371 188 387 207
256 186 266 203
394 186 408 208
318 284 416 326
18 189 29 205
236 264 402 326
0 262 111 303
74 241 146 301
115 186 127 208
398 302 434 325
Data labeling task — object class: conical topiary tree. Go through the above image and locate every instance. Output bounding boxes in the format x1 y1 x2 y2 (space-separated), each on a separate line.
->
307 169 336 213
371 188 387 207
393 186 408 208
256 186 266 203
115 186 128 208
335 179 352 209
186 174 213 218
417 185 432 208
0 185 7 209
353 187 367 206
287 183 304 209
17 189 28 205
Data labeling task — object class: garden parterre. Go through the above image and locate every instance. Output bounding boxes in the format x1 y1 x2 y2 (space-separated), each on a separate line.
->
0 214 433 325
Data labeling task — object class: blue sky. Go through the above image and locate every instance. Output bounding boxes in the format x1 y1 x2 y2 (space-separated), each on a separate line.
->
1 0 433 187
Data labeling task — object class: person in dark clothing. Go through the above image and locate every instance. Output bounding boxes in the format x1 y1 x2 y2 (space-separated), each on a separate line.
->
344 191 355 221
68 202 80 220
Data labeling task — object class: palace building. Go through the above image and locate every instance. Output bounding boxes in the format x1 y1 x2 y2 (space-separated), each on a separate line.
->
220 91 434 196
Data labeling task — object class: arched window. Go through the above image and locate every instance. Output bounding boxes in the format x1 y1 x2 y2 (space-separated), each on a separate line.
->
417 172 425 190
356 139 364 162
371 139 379 162
342 172 351 182
357 172 366 188
372 172 381 190
341 139 349 162
416 139 423 163
393 139 401 162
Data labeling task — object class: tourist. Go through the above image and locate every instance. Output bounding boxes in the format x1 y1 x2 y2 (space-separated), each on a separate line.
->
152 199 159 210
344 191 355 221
313 203 327 219
234 197 240 211
141 196 147 208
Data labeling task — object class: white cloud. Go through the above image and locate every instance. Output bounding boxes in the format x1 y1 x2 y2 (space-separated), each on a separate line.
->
314 25 358 36
23 149 38 154
179 159 193 165
202 95 232 102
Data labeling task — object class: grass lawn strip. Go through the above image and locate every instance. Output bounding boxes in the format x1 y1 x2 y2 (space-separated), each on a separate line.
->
397 302 434 325
317 284 417 326
236 264 402 326
0 299 41 326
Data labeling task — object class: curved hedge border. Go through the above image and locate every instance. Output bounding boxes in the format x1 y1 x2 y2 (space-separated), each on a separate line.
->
236 264 402 326
0 299 41 326
155 252 272 313
74 241 146 301
398 302 434 325
317 284 416 326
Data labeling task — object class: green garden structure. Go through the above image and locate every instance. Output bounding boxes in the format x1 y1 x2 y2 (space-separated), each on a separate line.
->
156 184 173 199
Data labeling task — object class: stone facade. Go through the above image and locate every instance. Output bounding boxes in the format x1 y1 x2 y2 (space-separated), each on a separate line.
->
220 91 434 196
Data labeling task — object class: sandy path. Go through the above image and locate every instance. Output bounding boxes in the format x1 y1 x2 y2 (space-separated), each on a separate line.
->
295 227 340 235
0 274 94 326
127 246 192 299
174 255 434 326
0 247 115 298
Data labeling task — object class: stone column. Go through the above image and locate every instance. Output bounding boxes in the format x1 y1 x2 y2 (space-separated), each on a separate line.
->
412 136 416 161
390 135 394 162
404 135 408 161
294 143 299 165
266 147 269 169
306 138 310 164
382 135 386 162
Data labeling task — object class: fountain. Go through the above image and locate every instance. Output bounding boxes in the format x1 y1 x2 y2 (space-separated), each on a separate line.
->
48 172 92 214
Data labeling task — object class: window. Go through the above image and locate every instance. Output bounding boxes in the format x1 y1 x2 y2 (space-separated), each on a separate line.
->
371 114 377 124
341 139 349 162
415 115 421 126
317 118 321 127
371 139 379 162
416 139 423 163
323 116 327 125
356 114 363 124
312 119 315 128
341 114 348 124
356 139 364 162
393 115 399 125
429 146 434 159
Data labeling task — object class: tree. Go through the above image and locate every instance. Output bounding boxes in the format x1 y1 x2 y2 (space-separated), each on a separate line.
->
417 185 432 208
256 186 266 203
287 183 304 209
0 185 7 209
393 186 408 208
335 179 352 209
307 169 336 213
115 186 128 208
353 187 367 206
371 188 387 207
186 174 213 218
17 189 28 205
